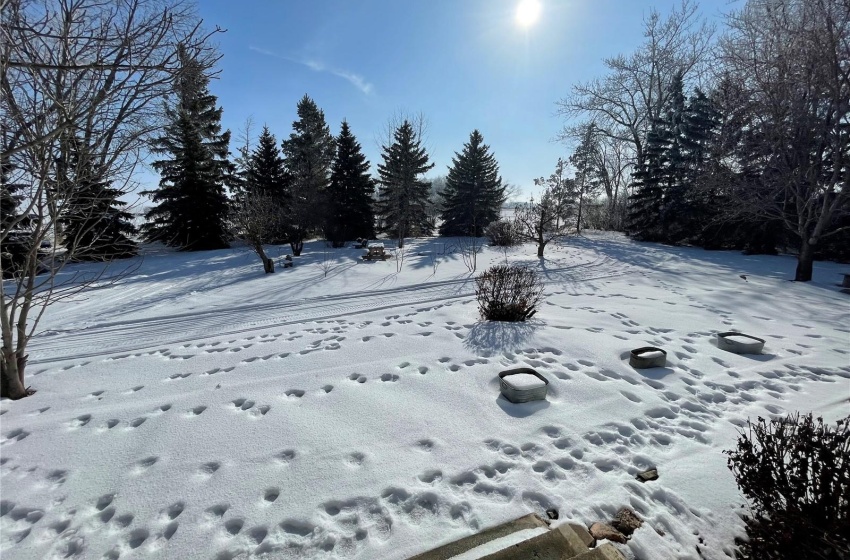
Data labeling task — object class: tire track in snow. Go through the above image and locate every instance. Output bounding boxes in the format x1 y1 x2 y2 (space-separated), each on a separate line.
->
29 254 628 364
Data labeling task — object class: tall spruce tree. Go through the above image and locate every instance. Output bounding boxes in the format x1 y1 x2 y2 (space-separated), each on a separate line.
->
376 120 435 247
627 72 684 242
627 120 671 241
143 48 232 251
246 126 287 199
281 95 336 256
244 125 287 243
676 88 722 244
58 140 137 261
569 124 603 235
326 120 375 246
438 130 505 237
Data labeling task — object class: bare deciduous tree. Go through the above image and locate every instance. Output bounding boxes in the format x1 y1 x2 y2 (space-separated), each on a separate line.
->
514 161 575 258
0 0 221 399
721 0 850 281
557 0 714 169
232 194 282 274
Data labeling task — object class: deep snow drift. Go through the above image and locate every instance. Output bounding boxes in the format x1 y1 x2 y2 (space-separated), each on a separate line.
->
2 233 848 560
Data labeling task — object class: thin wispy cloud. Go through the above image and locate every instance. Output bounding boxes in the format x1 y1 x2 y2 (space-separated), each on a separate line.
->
249 46 374 95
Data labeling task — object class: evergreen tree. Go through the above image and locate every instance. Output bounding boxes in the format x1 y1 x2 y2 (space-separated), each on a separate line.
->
58 141 137 261
326 120 375 246
627 120 670 241
243 126 287 242
438 130 505 237
376 120 435 247
627 71 692 242
1 151 28 277
658 71 690 242
281 95 336 255
678 87 722 245
246 126 286 199
569 124 603 235
1 154 24 233
143 48 232 251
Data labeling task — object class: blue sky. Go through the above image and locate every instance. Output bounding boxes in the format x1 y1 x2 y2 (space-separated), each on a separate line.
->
178 0 730 198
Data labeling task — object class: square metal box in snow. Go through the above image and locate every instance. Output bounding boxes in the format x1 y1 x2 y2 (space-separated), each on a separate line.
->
499 368 549 403
716 331 765 354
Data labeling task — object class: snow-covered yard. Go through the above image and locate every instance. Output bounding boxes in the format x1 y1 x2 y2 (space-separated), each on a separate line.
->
2 232 848 560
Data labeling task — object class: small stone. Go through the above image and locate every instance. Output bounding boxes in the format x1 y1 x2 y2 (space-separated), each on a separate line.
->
611 508 643 536
636 468 658 482
545 508 559 520
589 522 627 544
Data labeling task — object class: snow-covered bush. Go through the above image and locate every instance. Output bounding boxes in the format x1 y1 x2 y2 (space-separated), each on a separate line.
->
475 264 543 322
485 220 518 247
725 413 850 560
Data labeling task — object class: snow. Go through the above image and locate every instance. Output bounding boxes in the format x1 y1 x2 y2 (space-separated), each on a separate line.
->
2 232 848 560
447 527 548 559
635 350 664 359
502 373 546 390
721 334 759 344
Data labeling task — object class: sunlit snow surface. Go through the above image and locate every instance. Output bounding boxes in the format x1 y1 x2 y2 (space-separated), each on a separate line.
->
2 232 848 560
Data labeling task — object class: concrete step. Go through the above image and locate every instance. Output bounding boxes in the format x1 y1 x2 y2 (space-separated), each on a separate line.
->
408 515 625 560
477 524 591 560
408 513 549 560
566 523 595 548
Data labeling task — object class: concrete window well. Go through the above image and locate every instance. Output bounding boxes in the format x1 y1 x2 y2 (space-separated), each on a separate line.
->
628 347 667 369
716 331 765 354
499 368 549 403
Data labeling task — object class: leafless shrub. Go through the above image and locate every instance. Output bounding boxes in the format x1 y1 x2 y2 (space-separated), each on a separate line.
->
232 194 282 273
725 413 850 559
475 264 544 322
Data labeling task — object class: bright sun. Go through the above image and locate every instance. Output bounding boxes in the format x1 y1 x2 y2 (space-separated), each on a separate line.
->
516 0 541 28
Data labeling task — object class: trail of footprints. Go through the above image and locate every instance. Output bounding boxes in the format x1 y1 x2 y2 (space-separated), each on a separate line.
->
12 298 846 557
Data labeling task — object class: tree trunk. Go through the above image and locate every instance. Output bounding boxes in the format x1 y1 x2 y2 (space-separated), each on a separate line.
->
255 245 275 274
290 240 303 256
576 193 584 235
794 239 815 282
1 352 29 399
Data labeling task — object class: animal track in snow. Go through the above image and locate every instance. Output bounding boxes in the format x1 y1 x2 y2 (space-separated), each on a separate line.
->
273 450 296 464
198 462 221 477
68 414 92 429
133 456 158 474
346 452 366 467
418 469 443 484
188 405 207 417
162 501 185 521
127 417 147 429
204 504 228 522
263 487 280 503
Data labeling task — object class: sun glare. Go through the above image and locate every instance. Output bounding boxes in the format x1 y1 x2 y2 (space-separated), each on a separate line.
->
516 0 541 28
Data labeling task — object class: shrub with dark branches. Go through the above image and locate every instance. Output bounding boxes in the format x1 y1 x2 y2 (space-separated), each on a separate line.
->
475 264 544 322
725 413 850 560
